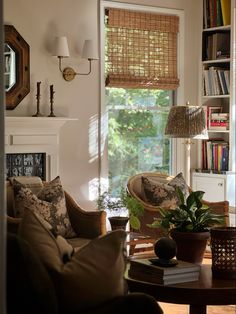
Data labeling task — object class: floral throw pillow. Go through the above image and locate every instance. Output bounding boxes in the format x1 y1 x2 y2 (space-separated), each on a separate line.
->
13 176 76 238
142 176 178 209
168 172 189 198
141 173 189 209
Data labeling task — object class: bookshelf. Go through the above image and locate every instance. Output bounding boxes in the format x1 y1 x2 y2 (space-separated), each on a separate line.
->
192 0 235 210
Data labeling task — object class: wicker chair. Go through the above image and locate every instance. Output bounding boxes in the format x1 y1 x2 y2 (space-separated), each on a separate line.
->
127 172 229 255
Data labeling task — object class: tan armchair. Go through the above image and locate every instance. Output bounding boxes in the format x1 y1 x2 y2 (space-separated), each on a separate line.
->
127 172 229 254
6 179 107 249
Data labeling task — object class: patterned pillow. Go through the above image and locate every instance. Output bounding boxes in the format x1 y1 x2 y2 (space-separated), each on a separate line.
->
168 172 189 198
142 173 189 209
13 176 76 238
142 176 178 209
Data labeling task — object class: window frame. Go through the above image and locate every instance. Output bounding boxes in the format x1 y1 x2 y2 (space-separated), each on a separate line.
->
99 1 185 188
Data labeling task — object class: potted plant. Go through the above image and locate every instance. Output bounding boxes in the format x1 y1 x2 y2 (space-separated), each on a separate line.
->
148 188 225 264
97 187 144 231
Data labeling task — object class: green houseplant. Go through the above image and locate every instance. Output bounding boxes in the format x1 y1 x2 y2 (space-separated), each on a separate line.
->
97 187 144 230
149 188 225 263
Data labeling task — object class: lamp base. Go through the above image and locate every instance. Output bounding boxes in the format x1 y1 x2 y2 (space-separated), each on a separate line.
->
62 67 76 81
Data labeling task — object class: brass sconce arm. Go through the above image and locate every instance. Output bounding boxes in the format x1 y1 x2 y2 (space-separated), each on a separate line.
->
54 37 98 82
61 59 93 81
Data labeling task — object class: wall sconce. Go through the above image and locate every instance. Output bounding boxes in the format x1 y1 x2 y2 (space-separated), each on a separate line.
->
53 36 98 81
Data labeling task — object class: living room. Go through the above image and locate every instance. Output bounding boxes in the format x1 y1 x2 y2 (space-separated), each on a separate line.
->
0 0 236 313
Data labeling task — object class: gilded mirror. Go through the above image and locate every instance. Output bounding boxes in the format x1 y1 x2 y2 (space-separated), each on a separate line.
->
5 25 30 110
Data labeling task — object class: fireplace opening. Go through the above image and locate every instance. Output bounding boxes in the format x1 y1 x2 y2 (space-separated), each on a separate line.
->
6 153 46 180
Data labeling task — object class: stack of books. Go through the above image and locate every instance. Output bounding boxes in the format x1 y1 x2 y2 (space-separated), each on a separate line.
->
202 105 229 131
128 258 200 285
203 0 231 29
209 112 229 130
201 139 229 171
203 67 230 96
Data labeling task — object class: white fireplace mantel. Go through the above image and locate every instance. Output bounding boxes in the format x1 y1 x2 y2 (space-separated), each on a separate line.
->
5 116 77 180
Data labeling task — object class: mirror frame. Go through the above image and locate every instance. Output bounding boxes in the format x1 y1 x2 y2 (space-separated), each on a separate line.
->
5 25 30 110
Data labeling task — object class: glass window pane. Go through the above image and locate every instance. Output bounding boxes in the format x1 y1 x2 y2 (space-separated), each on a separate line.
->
106 88 173 196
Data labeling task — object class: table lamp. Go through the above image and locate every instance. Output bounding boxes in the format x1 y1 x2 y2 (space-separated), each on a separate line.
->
165 102 208 184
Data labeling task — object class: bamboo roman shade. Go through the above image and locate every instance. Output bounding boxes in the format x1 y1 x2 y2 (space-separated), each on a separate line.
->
105 8 180 90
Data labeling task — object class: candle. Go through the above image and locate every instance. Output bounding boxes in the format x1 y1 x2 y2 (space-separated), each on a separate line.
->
50 84 54 100
36 81 41 97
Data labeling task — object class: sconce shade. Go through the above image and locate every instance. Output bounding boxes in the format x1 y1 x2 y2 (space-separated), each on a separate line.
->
82 40 98 60
165 105 207 138
53 36 70 57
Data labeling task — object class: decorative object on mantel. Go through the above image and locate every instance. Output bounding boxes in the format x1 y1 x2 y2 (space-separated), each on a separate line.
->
32 81 43 117
48 84 56 117
53 36 98 81
211 227 236 279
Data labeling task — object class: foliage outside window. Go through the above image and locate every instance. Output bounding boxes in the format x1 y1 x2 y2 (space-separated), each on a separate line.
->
106 87 173 196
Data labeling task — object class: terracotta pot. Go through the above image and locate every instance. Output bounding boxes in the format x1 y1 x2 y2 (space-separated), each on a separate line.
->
108 216 129 231
170 229 210 264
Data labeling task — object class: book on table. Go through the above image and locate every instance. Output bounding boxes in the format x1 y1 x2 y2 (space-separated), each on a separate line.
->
128 258 200 285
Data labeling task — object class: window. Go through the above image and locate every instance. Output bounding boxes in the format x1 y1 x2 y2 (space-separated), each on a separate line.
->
100 2 183 196
106 88 173 195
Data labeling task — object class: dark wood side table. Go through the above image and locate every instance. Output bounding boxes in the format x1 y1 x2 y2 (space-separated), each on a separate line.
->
125 264 236 314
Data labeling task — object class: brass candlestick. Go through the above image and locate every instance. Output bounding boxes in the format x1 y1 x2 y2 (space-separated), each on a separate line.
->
48 85 56 117
32 82 43 117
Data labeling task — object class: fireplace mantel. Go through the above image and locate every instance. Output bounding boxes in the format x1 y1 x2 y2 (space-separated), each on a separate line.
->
5 116 77 180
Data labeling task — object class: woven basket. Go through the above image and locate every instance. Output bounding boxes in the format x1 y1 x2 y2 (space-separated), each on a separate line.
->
210 227 236 279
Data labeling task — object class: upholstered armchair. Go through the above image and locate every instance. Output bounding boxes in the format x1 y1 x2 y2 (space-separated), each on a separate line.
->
6 178 107 250
127 172 229 254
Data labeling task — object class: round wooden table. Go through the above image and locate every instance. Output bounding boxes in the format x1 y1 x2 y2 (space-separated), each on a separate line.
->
125 264 236 314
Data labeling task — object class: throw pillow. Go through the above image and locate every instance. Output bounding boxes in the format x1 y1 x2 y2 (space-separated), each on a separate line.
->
168 172 189 198
13 176 76 238
52 229 127 313
19 208 74 268
141 173 189 209
142 176 178 209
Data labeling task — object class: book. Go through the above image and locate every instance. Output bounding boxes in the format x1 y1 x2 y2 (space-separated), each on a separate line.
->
212 32 230 59
128 259 200 285
216 0 223 26
220 0 231 26
128 269 200 285
129 258 200 275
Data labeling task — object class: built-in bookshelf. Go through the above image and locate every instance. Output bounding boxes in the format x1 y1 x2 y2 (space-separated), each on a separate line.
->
192 0 235 209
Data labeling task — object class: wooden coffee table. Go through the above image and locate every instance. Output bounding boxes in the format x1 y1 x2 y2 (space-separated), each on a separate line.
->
125 263 236 314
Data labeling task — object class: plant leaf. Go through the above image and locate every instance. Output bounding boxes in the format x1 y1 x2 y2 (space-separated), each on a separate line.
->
130 215 140 230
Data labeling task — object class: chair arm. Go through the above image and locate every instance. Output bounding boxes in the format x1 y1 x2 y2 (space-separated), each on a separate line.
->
202 199 229 226
65 191 107 239
7 216 22 234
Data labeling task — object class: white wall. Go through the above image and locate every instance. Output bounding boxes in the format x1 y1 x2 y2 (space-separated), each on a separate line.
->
4 0 201 209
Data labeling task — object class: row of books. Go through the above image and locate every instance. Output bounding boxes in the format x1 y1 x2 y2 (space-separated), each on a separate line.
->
201 139 229 171
205 32 230 61
202 106 229 131
128 258 200 285
203 67 230 95
203 0 231 29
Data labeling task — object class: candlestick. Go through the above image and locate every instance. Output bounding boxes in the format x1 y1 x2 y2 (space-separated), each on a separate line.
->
50 84 54 100
32 81 43 117
37 81 41 97
48 84 56 117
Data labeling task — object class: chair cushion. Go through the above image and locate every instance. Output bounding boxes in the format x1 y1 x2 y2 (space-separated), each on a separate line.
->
13 176 76 238
142 172 189 209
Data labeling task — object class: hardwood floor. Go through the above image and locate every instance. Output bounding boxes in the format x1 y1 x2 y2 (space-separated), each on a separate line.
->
158 303 236 314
